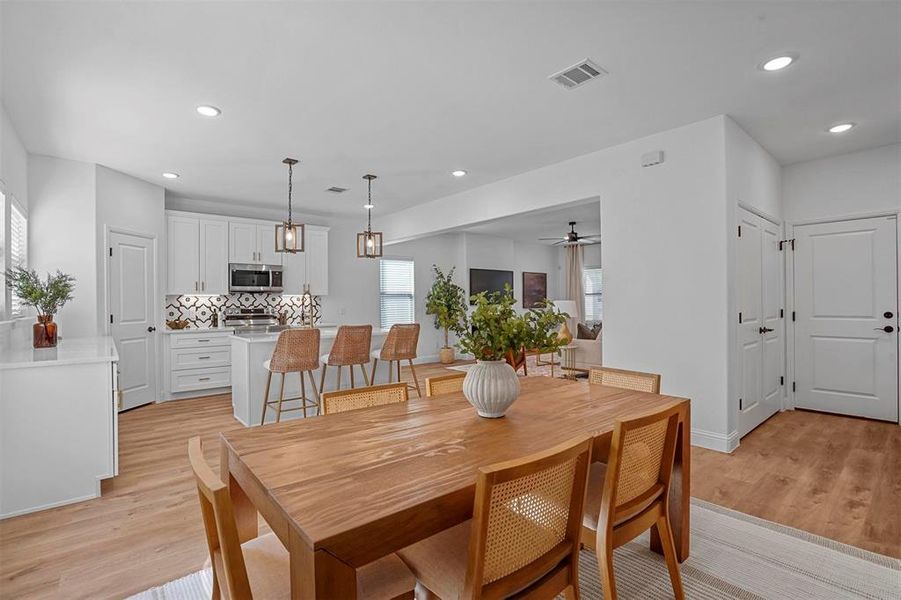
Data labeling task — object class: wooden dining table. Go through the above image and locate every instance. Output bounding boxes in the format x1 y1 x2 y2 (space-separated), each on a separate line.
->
220 376 691 599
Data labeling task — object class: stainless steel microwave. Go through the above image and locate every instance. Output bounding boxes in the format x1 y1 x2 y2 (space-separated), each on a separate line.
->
229 263 283 293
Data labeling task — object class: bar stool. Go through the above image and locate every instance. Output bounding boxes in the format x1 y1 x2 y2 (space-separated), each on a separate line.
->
371 323 422 397
260 328 321 425
319 325 372 393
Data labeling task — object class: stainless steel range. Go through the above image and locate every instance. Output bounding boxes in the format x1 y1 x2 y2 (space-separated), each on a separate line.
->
224 308 292 334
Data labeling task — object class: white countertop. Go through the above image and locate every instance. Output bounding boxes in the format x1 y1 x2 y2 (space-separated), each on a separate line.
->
232 325 387 343
0 336 119 370
163 326 235 334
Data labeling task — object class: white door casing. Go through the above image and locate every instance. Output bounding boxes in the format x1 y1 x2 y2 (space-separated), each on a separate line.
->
793 216 898 421
109 231 158 411
737 208 784 438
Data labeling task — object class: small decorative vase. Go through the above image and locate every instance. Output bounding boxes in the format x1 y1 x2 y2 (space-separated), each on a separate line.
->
33 314 58 348
463 360 521 418
439 347 456 364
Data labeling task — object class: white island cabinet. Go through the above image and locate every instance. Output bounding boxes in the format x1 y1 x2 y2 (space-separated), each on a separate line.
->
230 326 385 426
0 337 119 518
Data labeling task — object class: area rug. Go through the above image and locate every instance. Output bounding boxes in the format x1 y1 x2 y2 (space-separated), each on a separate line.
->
129 499 900 599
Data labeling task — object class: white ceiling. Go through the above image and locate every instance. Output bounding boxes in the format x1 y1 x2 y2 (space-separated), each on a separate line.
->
2 1 898 217
463 200 601 246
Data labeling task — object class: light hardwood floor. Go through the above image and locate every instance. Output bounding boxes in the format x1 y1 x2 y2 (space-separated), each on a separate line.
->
0 364 898 599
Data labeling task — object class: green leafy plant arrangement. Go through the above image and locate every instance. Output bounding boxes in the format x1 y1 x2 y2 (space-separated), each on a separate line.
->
424 265 468 349
457 289 570 362
4 267 75 316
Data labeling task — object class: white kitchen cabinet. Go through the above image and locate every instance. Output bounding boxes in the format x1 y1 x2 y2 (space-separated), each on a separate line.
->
167 214 229 294
199 219 229 295
167 215 200 294
163 330 234 400
229 222 283 266
282 225 329 295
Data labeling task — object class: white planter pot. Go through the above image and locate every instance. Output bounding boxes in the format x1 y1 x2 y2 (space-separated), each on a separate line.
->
463 360 521 418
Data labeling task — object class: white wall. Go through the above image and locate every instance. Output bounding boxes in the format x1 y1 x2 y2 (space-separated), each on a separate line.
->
95 165 166 335
382 115 734 448
27 155 98 337
782 144 901 223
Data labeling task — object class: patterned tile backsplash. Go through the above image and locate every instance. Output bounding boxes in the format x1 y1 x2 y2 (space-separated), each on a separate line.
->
165 293 321 327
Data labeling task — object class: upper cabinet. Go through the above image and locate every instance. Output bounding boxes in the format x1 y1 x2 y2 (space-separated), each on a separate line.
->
229 222 282 266
282 225 329 296
167 215 229 295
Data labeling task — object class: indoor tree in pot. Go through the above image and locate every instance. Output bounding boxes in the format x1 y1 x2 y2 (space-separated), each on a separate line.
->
4 267 75 348
425 265 467 364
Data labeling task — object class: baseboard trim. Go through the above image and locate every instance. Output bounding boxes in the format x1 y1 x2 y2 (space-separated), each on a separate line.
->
691 428 740 453
1 492 99 520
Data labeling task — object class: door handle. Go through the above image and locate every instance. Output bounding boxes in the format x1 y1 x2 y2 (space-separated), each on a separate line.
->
885 311 894 319
759 326 774 334
147 326 156 332
874 326 895 333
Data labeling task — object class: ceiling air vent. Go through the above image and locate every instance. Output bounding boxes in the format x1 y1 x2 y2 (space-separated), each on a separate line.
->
548 59 608 90
326 186 348 193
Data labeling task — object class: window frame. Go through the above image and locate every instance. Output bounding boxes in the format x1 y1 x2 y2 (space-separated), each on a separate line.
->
582 266 602 324
379 257 415 330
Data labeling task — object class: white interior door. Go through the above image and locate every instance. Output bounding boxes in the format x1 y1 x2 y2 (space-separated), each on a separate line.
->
737 209 783 437
109 231 158 411
793 216 898 421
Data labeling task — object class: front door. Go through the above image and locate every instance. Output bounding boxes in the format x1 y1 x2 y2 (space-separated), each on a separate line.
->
737 208 784 437
793 216 898 421
109 231 158 411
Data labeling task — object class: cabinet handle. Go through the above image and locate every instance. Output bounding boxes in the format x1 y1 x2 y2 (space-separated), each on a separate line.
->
194 281 198 291
201 281 205 291
198 356 211 360
199 377 211 382
197 339 210 343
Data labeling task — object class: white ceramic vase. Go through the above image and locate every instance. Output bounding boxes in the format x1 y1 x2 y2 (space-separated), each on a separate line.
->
463 360 521 418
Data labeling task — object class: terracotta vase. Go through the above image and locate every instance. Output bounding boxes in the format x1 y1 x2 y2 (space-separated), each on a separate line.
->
33 314 58 348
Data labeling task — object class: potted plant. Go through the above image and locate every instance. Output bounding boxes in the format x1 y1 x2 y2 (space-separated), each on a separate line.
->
4 267 76 348
425 265 467 364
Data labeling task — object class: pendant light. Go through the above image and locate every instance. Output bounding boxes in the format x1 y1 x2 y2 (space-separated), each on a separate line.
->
356 174 383 258
275 157 304 253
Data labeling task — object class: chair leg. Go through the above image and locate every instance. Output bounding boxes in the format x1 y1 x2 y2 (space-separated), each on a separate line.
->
306 371 321 415
396 360 402 383
260 371 273 425
598 542 617 600
360 363 371 386
335 365 342 390
319 364 327 395
210 572 221 600
408 359 422 398
563 584 579 600
656 515 684 600
300 371 307 418
387 360 394 383
350 364 356 388
275 373 286 423
371 358 378 384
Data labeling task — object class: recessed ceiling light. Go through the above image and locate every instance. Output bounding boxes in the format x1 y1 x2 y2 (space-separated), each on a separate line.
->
760 53 798 72
828 122 855 134
162 172 179 179
452 170 467 177
196 105 221 117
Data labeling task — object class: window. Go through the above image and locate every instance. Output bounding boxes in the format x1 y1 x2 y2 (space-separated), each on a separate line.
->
583 267 602 323
379 258 414 329
8 201 28 318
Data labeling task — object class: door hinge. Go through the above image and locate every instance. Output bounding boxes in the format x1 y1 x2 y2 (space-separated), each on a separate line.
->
738 225 742 238
792 311 796 322
780 308 784 318
109 247 113 257
110 314 114 324
738 312 742 324
779 238 795 251
780 376 784 386
739 398 743 410
792 381 796 392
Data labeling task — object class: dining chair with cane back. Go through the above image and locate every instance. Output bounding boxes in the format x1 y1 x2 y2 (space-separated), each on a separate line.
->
580 404 684 600
397 436 593 600
320 324 373 393
372 323 422 397
261 328 321 425
588 366 661 394
188 437 415 599
321 382 409 415
425 372 466 397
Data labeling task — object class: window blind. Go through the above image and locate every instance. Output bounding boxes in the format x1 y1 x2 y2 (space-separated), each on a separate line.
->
583 267 602 323
380 258 414 329
10 203 28 317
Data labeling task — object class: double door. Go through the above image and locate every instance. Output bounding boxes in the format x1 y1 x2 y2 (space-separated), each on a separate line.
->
229 222 282 266
737 208 784 438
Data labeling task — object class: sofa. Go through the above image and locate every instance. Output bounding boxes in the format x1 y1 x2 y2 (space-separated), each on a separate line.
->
568 322 602 372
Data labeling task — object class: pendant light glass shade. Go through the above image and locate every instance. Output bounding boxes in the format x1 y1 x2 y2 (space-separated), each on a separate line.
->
276 158 304 253
357 174 383 258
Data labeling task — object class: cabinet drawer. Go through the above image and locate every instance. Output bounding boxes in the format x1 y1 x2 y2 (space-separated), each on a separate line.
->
169 332 232 349
170 367 231 393
171 347 231 371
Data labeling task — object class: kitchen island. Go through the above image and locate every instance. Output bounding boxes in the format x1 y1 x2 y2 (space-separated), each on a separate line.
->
231 326 389 426
0 336 119 518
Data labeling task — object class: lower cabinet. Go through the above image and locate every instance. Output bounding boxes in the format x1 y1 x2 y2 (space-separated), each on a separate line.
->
163 331 233 400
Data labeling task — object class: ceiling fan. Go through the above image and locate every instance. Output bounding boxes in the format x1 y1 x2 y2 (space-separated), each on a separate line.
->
540 221 601 246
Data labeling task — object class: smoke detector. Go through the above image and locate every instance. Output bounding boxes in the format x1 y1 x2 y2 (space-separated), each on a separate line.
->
326 186 348 193
548 59 608 90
